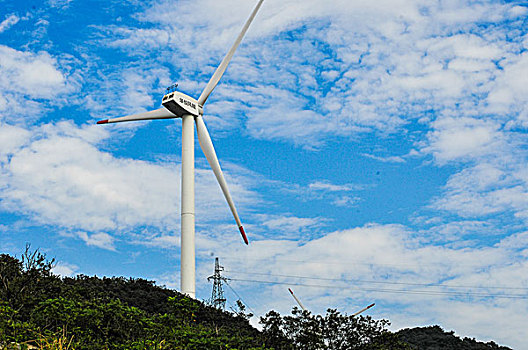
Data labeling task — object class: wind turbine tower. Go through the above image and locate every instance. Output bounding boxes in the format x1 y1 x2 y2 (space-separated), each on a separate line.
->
96 0 265 298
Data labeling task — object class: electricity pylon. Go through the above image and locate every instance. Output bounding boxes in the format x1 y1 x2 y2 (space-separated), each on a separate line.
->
208 257 227 310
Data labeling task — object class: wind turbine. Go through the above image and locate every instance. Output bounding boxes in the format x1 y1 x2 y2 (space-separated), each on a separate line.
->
97 0 265 298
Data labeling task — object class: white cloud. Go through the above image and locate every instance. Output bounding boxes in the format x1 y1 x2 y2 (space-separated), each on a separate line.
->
0 123 31 159
76 231 116 251
255 214 326 239
487 52 528 128
52 261 79 277
0 14 20 33
509 6 528 17
83 64 172 118
101 27 170 51
136 234 180 249
306 182 337 192
424 116 505 163
361 153 406 163
308 181 359 193
47 0 74 9
1 122 175 231
0 45 66 98
304 181 363 208
0 45 78 123
431 158 528 221
424 220 497 243
331 195 360 207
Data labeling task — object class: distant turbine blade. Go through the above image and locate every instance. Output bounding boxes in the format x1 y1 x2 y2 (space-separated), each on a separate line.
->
197 0 264 106
96 107 176 124
195 115 249 245
352 303 375 317
288 288 307 311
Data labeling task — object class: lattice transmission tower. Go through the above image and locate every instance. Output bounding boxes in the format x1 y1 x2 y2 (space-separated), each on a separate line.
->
208 257 227 310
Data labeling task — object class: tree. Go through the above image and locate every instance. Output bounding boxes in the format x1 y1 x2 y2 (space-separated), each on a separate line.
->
231 299 254 320
260 307 409 350
0 244 57 318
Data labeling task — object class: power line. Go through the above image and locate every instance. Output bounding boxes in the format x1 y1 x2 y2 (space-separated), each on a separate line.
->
218 255 493 269
225 270 528 292
225 280 256 315
227 278 528 300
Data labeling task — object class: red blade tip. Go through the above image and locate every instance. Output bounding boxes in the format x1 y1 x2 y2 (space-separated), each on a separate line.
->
288 288 294 294
239 226 249 245
97 119 109 124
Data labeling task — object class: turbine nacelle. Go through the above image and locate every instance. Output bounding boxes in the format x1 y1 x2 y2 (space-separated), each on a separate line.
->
162 91 202 117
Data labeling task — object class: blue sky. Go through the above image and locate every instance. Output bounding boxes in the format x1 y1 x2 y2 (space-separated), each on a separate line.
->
1 0 528 347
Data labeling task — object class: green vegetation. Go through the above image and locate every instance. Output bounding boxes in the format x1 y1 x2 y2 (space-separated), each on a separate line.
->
0 246 265 349
396 326 512 350
0 247 513 349
259 308 409 350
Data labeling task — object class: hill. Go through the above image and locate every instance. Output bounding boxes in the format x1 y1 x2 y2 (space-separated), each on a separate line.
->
397 326 512 350
0 248 266 349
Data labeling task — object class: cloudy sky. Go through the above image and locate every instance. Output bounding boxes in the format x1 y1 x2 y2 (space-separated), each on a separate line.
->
1 0 528 347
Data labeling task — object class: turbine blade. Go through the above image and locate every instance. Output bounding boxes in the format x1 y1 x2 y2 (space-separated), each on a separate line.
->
197 0 264 106
96 107 176 124
195 115 248 245
288 288 307 311
352 303 375 317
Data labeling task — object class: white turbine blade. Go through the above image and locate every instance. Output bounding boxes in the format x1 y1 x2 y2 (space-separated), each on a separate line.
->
197 0 264 106
288 288 307 311
195 115 248 245
352 303 375 317
96 107 176 124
